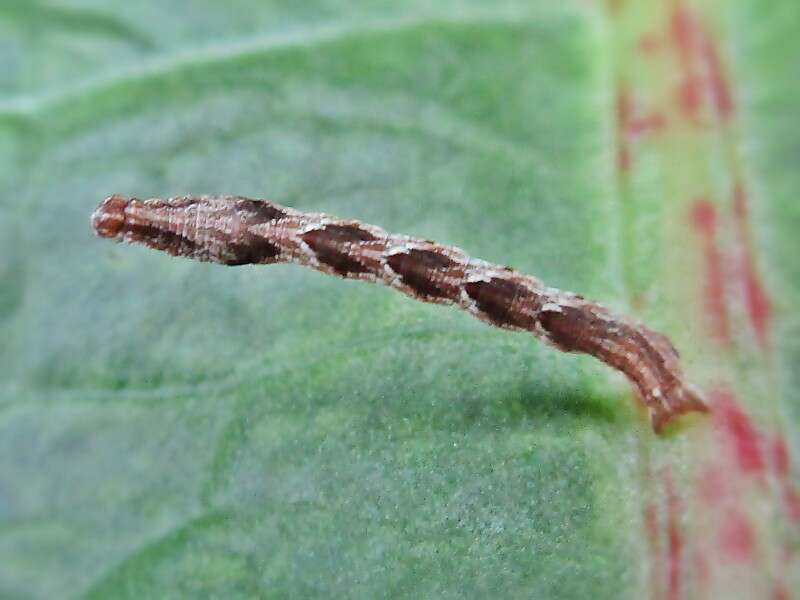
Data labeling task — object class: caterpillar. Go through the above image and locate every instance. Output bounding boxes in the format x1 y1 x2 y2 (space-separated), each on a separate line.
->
92 194 708 432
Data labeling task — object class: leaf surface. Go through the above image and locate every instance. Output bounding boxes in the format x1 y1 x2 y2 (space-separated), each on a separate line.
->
0 1 798 598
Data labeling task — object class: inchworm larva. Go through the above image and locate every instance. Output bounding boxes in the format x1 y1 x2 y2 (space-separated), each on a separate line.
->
92 195 708 431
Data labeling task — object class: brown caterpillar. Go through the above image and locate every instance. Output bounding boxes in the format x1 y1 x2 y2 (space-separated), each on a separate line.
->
92 194 708 431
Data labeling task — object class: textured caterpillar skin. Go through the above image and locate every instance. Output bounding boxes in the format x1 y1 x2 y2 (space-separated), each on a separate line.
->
92 194 708 432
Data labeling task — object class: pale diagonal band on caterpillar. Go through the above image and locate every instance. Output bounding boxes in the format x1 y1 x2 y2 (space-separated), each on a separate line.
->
91 194 708 432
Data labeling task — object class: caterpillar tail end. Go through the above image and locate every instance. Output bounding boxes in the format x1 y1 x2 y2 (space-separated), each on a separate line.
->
647 382 709 434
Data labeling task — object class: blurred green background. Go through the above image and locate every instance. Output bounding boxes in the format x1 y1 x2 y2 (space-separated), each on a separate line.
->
1 1 798 598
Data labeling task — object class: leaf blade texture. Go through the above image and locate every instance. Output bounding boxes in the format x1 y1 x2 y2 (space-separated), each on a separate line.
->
0 1 797 598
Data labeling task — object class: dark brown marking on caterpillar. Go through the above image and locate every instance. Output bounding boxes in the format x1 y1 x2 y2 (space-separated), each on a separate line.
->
91 194 708 432
386 249 459 300
126 223 201 258
223 237 281 266
227 201 285 264
464 277 541 330
301 224 377 275
234 198 289 224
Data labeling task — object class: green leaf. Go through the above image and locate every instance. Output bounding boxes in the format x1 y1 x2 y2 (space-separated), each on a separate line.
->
1 1 798 598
